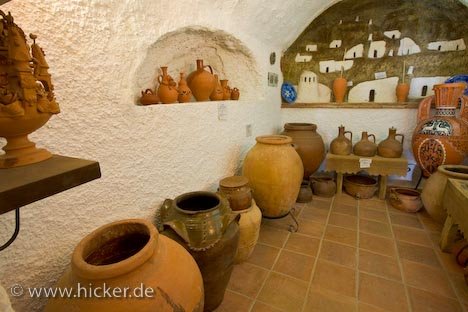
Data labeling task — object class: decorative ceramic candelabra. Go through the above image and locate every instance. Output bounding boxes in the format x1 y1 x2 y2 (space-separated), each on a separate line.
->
0 11 60 168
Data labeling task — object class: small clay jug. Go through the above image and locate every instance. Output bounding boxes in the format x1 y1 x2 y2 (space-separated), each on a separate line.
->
177 72 192 103
231 87 240 100
378 127 404 158
330 125 352 155
353 131 377 157
333 77 347 103
396 82 409 103
157 66 178 104
210 74 224 101
296 180 313 203
310 176 336 197
139 89 160 105
187 59 215 101
220 79 231 100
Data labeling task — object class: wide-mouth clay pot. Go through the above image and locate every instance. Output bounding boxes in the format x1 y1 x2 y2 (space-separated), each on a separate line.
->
388 188 422 213
343 175 378 199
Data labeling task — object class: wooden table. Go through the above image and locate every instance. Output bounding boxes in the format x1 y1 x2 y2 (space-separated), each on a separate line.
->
440 179 468 251
325 153 408 199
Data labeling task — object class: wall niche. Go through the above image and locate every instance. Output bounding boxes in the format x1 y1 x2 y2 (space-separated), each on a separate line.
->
135 26 260 104
281 0 468 103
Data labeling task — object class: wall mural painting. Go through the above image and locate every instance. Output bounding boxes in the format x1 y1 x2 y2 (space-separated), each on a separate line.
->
281 0 468 103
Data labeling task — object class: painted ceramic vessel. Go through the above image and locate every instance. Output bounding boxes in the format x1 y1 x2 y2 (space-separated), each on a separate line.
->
219 176 252 211
353 131 377 157
377 127 404 158
210 74 224 101
330 125 353 155
333 77 347 103
232 199 261 264
281 123 325 179
157 66 178 104
139 89 159 105
396 82 410 103
388 188 422 213
412 83 468 177
45 219 204 312
187 59 215 101
310 176 336 197
177 72 192 103
243 135 303 217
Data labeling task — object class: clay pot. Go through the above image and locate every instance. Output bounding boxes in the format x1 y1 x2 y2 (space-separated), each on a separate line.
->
155 191 239 312
219 176 252 211
396 82 410 103
210 74 224 101
232 199 262 264
157 66 178 104
187 59 215 101
281 123 325 179
343 175 378 199
388 188 422 213
353 131 377 157
310 176 336 197
177 72 192 103
330 125 353 155
45 219 204 312
220 79 231 100
378 127 404 158
231 87 240 100
421 165 468 223
412 84 467 177
452 240 468 266
139 89 159 105
296 180 313 203
333 77 347 103
243 135 303 218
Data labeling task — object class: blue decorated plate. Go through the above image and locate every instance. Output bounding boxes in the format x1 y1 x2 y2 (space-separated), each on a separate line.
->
281 82 297 103
445 75 468 95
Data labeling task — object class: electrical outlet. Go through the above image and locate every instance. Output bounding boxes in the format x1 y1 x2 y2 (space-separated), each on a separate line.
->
246 124 252 137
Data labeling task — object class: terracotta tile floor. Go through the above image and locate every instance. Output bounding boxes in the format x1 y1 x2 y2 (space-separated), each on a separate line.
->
215 193 467 312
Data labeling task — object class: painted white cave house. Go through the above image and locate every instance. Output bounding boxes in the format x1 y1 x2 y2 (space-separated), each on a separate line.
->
398 37 421 55
408 76 451 99
319 60 354 73
384 30 401 39
427 38 466 52
306 44 318 52
368 41 386 58
295 52 312 62
329 39 342 48
296 70 331 103
348 77 399 102
345 44 364 59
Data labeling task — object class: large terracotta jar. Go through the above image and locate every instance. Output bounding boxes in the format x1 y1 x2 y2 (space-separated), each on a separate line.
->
155 191 239 312
377 127 404 158
232 199 262 264
281 123 325 179
353 131 377 157
412 83 468 177
187 59 215 101
242 135 303 218
421 165 468 223
330 125 353 155
45 219 204 312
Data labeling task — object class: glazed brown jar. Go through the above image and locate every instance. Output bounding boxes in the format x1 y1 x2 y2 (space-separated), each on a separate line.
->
378 127 404 158
330 125 353 155
353 131 377 157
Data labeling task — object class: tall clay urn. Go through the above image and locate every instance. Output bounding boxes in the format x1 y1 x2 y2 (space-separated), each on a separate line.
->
242 135 304 218
353 131 377 157
187 59 215 101
377 127 404 158
412 83 468 177
45 219 204 312
330 125 353 155
396 82 410 103
333 77 347 103
155 191 239 312
281 123 325 179
421 165 468 223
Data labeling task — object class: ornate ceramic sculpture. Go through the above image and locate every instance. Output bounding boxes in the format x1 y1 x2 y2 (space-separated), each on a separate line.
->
0 11 60 168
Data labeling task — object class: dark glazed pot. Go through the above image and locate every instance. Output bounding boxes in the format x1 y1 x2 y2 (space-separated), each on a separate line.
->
296 180 313 203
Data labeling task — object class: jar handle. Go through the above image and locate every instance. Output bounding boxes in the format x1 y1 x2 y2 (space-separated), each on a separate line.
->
368 134 376 143
154 199 172 232
395 134 405 146
461 95 468 122
145 89 153 94
417 96 434 122
157 74 163 84
204 65 213 74
344 131 353 142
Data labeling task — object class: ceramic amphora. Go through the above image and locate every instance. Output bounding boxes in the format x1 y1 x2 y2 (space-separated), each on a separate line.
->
330 125 353 155
377 127 404 158
187 59 215 101
353 131 377 157
157 66 178 104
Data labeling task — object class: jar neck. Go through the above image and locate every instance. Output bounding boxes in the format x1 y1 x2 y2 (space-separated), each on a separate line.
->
435 108 456 117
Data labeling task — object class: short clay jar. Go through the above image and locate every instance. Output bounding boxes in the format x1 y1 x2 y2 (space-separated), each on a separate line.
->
231 88 240 100
353 131 377 157
296 180 313 203
378 127 404 158
310 176 336 197
218 176 252 211
388 188 422 213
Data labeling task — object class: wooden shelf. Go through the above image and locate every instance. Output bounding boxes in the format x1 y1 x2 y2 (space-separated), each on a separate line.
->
0 155 101 215
281 102 419 109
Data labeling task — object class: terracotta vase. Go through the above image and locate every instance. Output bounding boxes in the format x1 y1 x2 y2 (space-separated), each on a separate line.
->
232 199 261 264
329 125 353 155
377 127 404 158
45 219 204 312
421 165 468 223
310 176 336 197
155 191 239 312
280 123 325 179
218 176 252 211
353 131 377 157
177 72 192 103
396 82 410 103
333 77 347 103
388 188 422 213
187 59 215 101
343 175 378 199
0 18 60 168
157 66 178 104
412 83 468 177
210 74 224 101
231 87 240 100
139 89 159 105
296 180 313 203
220 79 231 100
242 135 303 218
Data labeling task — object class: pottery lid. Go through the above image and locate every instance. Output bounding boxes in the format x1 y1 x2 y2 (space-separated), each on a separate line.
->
256 135 292 145
220 176 249 188
284 123 317 131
